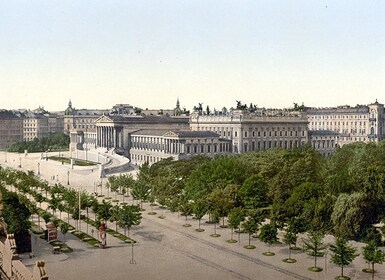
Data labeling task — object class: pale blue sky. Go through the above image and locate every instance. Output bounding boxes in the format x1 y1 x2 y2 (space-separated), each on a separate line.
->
1 1 384 111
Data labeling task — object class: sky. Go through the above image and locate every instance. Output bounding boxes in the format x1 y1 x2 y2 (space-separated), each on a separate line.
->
1 1 384 112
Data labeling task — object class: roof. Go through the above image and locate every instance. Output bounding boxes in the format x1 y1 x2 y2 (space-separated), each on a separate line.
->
131 129 220 138
101 115 189 124
0 110 22 119
305 106 369 115
309 130 339 136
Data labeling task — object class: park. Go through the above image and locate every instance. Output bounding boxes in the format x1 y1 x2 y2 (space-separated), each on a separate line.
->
1 144 385 280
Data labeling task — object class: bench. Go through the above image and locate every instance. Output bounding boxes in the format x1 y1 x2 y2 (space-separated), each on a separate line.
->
52 246 61 254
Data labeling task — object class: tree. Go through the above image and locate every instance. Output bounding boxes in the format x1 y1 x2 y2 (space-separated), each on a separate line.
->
192 199 208 232
60 222 69 243
2 190 32 253
206 186 236 227
259 223 278 256
283 228 297 262
117 205 142 237
179 196 193 227
303 231 326 272
34 192 45 227
95 200 113 224
227 208 245 243
47 194 61 216
362 240 385 280
42 212 51 225
330 238 359 279
242 216 259 249
238 175 269 209
131 163 152 210
331 192 366 239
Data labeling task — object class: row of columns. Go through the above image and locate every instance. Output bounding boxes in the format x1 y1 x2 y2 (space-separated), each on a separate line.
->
132 137 184 154
96 126 123 149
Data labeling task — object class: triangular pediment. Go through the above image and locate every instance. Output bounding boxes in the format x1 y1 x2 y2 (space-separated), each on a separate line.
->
95 115 114 123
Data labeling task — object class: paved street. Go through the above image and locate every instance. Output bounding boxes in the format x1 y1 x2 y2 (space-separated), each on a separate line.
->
1 151 384 280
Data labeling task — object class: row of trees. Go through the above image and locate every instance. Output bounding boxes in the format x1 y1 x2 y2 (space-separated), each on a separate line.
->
0 167 142 248
7 132 70 153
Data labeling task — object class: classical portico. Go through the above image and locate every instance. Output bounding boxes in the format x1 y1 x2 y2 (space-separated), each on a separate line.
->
96 125 124 149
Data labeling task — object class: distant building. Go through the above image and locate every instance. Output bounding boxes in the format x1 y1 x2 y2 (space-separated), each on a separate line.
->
22 111 49 141
64 100 109 134
305 100 385 146
0 111 23 149
189 109 309 153
93 114 190 158
309 130 339 156
130 130 231 165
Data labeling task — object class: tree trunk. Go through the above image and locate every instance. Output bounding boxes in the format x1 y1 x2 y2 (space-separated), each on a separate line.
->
372 263 374 280
198 219 201 229
231 228 233 240
288 245 291 259
341 265 344 277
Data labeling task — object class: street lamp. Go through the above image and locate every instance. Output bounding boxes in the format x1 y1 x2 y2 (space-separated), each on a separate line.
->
67 170 70 185
37 162 40 175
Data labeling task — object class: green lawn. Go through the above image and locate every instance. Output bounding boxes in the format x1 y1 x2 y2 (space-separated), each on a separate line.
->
49 156 98 166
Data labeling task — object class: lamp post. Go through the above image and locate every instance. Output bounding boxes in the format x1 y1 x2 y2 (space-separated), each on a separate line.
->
67 170 70 185
4 152 7 163
37 162 40 175
18 156 21 168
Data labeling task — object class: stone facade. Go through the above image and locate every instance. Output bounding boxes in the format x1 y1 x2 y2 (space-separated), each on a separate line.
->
0 111 23 150
23 113 49 142
64 100 109 135
189 110 309 153
306 100 385 147
309 130 339 156
130 130 231 166
94 115 190 158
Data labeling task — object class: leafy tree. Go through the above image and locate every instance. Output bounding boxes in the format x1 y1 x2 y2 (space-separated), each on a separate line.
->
362 240 385 280
47 194 61 216
206 187 236 227
179 196 193 226
283 228 297 261
259 223 278 255
110 205 121 232
2 190 32 253
238 175 269 209
303 231 326 272
117 205 142 237
331 192 366 239
227 208 245 243
42 212 51 225
242 214 260 248
131 162 152 209
95 200 113 224
330 238 359 279
60 222 69 243
287 217 308 248
193 199 208 231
